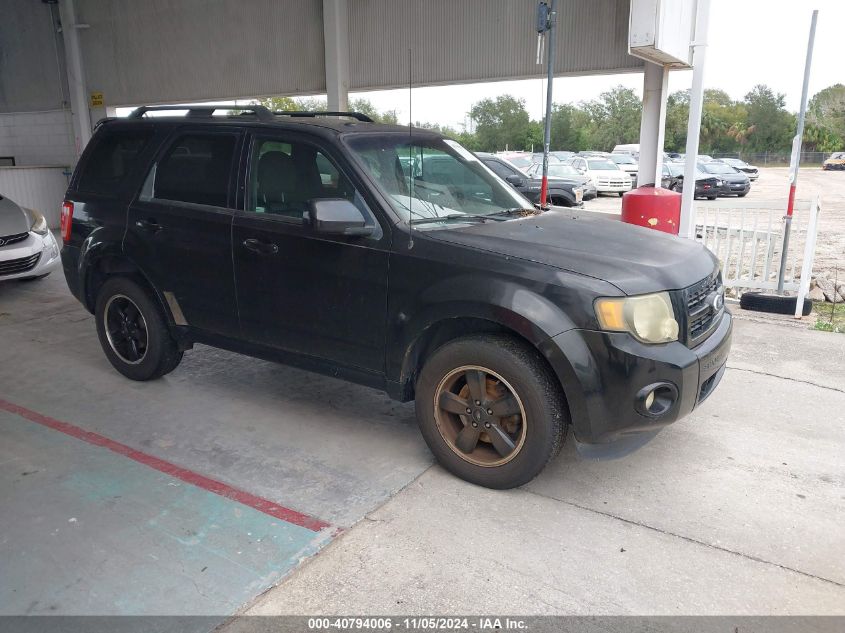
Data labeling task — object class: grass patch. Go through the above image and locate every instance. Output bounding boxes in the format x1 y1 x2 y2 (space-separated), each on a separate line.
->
812 301 845 334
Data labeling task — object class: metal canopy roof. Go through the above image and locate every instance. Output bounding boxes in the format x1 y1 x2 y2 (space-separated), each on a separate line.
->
1 0 642 113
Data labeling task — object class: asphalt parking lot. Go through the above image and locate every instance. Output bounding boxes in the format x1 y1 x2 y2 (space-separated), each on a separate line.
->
1 257 843 621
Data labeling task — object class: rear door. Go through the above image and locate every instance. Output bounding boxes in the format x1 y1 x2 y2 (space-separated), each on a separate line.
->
232 131 390 373
125 127 243 337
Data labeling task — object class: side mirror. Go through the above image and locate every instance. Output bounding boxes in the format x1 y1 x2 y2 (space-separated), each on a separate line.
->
306 199 374 237
505 174 524 187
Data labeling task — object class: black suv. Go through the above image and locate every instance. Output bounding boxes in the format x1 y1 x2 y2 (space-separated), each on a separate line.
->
477 152 584 207
61 105 732 489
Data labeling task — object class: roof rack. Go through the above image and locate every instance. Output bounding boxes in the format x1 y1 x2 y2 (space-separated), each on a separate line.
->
272 110 374 123
127 104 274 122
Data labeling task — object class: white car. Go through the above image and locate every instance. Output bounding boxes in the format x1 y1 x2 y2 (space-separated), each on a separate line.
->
0 194 61 281
568 156 632 196
609 153 639 185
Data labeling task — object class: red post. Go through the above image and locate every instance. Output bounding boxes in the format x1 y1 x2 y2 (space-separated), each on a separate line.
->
540 175 549 209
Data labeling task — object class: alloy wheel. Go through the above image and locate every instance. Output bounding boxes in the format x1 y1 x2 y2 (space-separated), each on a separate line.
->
433 365 527 467
104 294 149 365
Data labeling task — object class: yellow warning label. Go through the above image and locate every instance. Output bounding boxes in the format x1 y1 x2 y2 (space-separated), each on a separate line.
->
90 92 104 107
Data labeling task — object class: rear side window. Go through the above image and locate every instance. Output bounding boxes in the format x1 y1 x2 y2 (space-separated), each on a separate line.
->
146 133 237 207
77 130 154 194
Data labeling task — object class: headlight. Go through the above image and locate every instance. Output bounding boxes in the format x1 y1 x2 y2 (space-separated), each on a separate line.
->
594 292 679 344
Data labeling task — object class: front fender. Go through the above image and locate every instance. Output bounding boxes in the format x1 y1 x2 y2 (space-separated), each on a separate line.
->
388 273 579 391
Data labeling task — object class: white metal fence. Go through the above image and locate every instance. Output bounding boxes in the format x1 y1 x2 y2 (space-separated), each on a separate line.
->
694 197 820 317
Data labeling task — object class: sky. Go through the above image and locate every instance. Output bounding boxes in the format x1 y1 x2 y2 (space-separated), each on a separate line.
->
346 0 845 129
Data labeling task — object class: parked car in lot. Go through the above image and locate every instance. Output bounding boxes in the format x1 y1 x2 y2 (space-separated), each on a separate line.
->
61 105 731 489
496 151 533 170
822 152 845 171
612 143 639 157
698 161 750 197
0 194 61 281
609 153 639 186
567 155 632 196
525 162 597 201
478 153 583 207
661 163 725 200
714 158 759 180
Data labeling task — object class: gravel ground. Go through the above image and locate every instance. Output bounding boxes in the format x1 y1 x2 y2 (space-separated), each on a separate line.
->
583 166 845 281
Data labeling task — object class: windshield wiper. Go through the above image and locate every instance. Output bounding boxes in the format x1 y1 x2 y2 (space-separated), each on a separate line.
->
410 213 492 226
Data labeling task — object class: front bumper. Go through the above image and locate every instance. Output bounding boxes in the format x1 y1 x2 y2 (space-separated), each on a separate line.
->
596 181 633 193
0 231 61 281
722 181 751 196
540 310 732 458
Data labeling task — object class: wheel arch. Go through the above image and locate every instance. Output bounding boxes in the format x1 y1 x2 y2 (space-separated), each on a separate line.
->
82 250 175 328
395 307 573 411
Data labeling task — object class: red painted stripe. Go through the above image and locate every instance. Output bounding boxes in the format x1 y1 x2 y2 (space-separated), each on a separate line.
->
0 399 332 533
786 183 797 217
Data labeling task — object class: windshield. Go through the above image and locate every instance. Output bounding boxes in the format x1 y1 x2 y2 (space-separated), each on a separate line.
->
588 159 619 171
722 158 745 167
547 164 581 178
700 162 738 175
610 154 637 165
345 135 531 223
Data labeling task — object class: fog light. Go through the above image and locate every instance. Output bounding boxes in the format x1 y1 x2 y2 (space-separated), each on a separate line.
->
635 382 679 418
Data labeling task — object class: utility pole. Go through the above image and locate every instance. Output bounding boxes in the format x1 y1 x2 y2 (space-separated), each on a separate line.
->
536 0 557 210
777 9 818 293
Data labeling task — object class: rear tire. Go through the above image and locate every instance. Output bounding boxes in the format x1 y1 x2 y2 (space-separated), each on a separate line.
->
740 291 812 316
95 277 183 381
708 196 718 200
415 335 567 489
617 192 624 197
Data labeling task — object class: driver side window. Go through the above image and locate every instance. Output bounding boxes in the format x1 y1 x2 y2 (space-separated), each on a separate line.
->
247 136 381 236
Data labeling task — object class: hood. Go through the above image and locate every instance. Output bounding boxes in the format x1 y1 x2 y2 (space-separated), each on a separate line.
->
0 195 30 236
544 175 588 187
426 210 717 295
589 169 630 178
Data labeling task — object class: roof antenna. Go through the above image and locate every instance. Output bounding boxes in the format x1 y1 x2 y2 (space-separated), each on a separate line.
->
407 44 415 250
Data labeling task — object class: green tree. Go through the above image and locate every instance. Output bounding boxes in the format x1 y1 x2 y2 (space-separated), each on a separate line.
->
469 95 534 152
549 103 589 151
350 98 399 124
580 86 642 151
743 85 795 153
664 90 690 152
805 84 845 151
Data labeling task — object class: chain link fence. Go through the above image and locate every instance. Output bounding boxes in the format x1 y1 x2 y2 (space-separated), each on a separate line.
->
711 151 833 166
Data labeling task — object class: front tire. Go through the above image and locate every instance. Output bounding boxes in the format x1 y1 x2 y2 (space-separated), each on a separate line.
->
95 277 183 381
415 335 567 489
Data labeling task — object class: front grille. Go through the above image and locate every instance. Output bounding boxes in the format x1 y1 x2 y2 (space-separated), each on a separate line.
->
598 180 628 186
682 272 723 346
0 232 29 247
0 252 41 276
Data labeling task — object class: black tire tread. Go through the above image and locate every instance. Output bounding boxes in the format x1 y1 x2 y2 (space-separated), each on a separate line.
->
740 291 812 316
95 276 183 381
415 334 567 489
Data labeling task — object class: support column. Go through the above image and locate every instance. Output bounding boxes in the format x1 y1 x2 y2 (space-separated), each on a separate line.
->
638 62 669 187
58 0 92 157
323 0 349 111
679 0 712 240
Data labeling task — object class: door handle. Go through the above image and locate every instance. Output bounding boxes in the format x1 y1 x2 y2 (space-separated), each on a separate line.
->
135 218 162 233
242 238 279 254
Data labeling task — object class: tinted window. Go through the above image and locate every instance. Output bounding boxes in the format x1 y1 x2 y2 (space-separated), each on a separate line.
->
151 134 236 207
484 159 516 179
248 137 378 232
78 130 154 194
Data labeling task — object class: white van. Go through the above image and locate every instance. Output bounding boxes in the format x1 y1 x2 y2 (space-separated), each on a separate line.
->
612 143 640 157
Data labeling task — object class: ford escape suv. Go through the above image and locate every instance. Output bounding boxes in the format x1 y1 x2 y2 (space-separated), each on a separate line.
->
61 105 731 489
